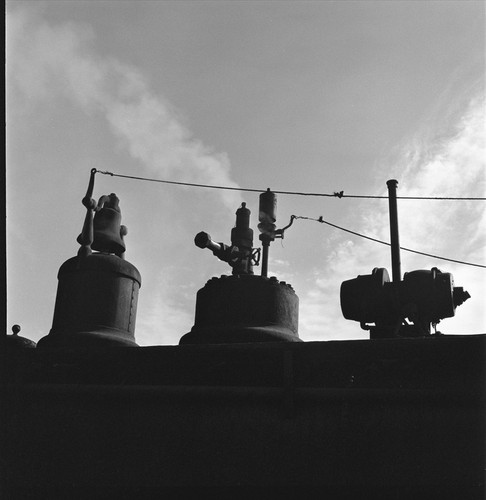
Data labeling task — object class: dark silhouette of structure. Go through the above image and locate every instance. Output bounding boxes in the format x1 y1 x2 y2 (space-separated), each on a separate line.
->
183 198 300 344
340 181 471 339
1 177 484 498
37 170 141 349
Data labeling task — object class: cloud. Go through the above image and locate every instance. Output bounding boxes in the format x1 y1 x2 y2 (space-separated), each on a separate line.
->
299 91 485 340
395 92 485 261
7 6 241 208
135 268 195 346
7 5 484 345
7 6 243 345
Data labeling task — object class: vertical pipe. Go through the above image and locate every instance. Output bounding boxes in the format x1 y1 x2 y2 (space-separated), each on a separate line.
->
386 179 401 282
258 189 276 278
77 169 98 259
261 241 269 277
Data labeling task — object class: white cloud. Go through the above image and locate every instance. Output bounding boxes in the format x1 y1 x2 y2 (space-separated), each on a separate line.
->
7 5 484 345
299 92 485 340
135 269 195 346
7 7 243 345
8 7 241 209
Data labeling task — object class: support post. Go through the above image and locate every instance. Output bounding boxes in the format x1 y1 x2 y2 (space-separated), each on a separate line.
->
261 239 270 278
386 179 401 283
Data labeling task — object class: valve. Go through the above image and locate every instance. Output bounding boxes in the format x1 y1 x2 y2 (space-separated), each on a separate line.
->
257 189 295 277
76 169 127 259
194 231 241 266
195 202 257 275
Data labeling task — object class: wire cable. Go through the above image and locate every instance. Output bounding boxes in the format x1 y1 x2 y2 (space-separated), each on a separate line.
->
93 169 485 268
95 170 485 200
291 215 486 269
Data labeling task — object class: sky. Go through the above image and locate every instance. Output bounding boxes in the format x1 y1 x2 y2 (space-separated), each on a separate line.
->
6 0 485 346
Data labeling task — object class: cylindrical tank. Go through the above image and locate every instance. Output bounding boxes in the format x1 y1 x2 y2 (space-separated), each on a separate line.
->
38 253 141 348
180 275 301 344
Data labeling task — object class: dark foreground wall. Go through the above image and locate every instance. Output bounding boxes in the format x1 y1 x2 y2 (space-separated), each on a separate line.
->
1 335 485 498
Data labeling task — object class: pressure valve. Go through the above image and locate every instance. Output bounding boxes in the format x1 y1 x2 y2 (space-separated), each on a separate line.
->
195 202 259 275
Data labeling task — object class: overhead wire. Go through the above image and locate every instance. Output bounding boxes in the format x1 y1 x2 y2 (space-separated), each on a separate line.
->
291 215 486 269
95 170 486 200
94 169 486 268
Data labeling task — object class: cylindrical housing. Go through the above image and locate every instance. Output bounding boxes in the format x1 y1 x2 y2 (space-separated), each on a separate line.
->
235 202 251 228
180 275 301 344
340 268 394 323
231 203 253 251
259 189 277 224
38 254 141 348
195 232 223 253
402 268 456 323
92 206 126 255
